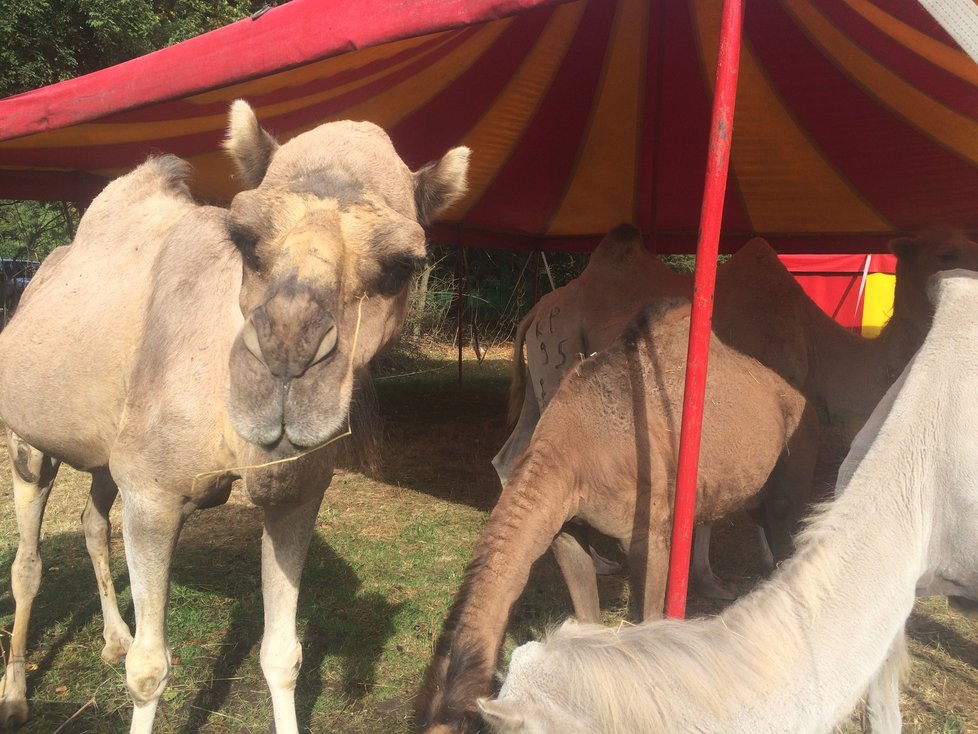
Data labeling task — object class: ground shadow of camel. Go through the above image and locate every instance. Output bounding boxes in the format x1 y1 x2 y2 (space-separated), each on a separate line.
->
360 359 512 514
0 511 401 733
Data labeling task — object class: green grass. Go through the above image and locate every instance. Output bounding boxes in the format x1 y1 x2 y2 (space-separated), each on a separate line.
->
0 348 977 732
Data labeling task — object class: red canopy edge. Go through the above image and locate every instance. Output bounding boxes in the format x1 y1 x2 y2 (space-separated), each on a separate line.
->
432 225 911 254
0 0 570 142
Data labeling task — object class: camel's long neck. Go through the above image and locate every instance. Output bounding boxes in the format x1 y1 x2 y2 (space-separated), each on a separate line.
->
806 282 928 428
699 380 934 731
418 439 578 729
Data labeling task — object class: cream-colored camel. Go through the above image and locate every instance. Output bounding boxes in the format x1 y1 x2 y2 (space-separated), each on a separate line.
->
480 268 978 734
494 226 978 603
0 101 469 733
416 299 815 733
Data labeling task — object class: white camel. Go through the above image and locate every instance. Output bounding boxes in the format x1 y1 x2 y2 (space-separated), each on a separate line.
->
479 268 978 734
0 101 469 733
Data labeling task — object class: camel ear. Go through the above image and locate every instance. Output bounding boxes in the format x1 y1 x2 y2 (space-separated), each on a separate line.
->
223 99 280 188
477 697 525 732
889 236 915 260
413 146 471 225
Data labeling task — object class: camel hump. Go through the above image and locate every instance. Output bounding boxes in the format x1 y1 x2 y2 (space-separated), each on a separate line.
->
732 236 780 266
720 236 792 287
133 154 194 199
585 223 673 280
587 223 644 267
90 155 194 214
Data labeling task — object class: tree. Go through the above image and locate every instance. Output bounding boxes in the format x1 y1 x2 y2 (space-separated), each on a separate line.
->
0 0 272 262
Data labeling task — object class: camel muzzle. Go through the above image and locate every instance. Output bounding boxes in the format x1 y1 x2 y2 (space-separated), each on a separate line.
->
242 292 338 379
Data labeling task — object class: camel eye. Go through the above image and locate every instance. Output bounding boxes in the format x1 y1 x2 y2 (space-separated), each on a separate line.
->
939 249 961 263
228 220 261 270
373 252 424 296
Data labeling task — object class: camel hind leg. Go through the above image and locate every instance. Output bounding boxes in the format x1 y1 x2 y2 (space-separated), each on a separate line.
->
688 524 738 601
82 469 133 664
0 430 60 727
550 522 601 623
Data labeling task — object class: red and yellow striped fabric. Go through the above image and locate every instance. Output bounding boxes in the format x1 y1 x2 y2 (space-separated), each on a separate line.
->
1 0 976 254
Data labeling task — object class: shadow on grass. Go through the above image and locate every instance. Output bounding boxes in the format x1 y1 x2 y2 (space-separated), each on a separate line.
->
0 520 401 733
365 357 512 513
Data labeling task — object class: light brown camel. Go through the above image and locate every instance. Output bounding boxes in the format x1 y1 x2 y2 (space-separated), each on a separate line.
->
0 100 469 733
493 226 978 603
416 299 816 733
480 270 978 733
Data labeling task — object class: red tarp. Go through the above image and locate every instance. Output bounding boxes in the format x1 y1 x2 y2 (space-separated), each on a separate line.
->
1 0 977 254
780 253 897 332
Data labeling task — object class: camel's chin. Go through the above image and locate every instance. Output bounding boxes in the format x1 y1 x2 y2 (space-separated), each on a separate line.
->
229 410 348 452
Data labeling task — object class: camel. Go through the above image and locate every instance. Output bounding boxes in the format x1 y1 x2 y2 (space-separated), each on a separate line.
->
0 100 469 733
479 268 978 734
493 226 978 601
415 298 816 733
417 229 978 733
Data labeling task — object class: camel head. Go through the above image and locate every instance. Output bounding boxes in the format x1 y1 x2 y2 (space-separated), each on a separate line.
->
222 100 469 450
889 229 978 328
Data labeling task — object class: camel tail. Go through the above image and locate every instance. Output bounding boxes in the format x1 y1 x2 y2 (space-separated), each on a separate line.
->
506 307 535 429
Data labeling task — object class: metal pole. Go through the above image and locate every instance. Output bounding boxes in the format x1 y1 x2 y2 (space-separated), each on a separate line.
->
664 0 744 619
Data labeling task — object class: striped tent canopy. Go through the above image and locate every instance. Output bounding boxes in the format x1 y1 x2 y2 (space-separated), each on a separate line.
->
0 0 976 253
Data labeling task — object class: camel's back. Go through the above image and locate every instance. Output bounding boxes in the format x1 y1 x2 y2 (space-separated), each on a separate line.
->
0 156 202 467
558 301 808 518
524 226 686 407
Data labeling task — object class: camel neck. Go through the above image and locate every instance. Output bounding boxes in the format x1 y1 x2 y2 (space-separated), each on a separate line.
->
805 287 927 425
693 351 936 731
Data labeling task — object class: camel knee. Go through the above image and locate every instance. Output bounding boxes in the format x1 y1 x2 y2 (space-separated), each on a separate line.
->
125 644 170 706
261 635 302 692
10 547 42 604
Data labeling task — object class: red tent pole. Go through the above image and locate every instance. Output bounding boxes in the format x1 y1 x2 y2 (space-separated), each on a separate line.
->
664 0 744 619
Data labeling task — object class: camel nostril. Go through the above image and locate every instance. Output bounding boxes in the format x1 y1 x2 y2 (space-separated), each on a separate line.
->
241 318 267 366
312 321 338 366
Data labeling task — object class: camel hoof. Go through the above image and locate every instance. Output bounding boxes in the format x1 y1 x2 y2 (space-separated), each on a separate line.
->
690 576 739 601
0 693 29 728
101 634 133 665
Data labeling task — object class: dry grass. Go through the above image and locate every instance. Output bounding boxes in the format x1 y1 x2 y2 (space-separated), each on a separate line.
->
0 345 975 732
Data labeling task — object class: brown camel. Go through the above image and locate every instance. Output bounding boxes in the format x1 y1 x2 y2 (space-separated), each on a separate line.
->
493 225 978 602
420 228 978 733
416 299 815 733
0 100 469 733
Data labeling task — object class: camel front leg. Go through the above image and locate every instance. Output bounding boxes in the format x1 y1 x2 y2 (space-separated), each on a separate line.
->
550 523 600 622
81 469 133 664
627 530 671 621
260 493 323 734
120 491 187 734
0 431 59 727
866 631 909 734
